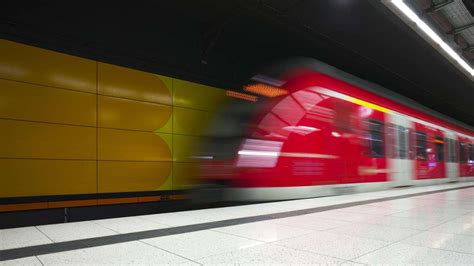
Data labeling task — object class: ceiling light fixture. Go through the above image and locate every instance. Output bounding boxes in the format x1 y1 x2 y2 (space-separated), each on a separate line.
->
384 0 474 78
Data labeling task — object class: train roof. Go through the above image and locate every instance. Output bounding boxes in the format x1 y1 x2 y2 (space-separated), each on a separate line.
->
261 57 474 135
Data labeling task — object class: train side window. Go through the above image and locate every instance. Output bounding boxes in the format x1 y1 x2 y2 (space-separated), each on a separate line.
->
415 131 427 160
459 142 466 163
434 136 444 162
368 119 384 158
386 123 396 159
453 140 459 162
397 125 408 159
470 144 474 162
408 128 416 160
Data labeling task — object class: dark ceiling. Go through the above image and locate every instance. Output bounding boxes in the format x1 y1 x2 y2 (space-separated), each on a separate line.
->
1 0 473 127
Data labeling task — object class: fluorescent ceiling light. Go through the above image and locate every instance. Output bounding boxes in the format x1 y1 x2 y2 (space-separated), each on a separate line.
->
385 0 474 78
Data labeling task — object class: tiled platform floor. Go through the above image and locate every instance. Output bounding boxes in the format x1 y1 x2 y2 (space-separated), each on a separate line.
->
1 182 473 265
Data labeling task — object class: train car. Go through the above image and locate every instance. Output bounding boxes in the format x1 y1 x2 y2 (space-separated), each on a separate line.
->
196 58 474 201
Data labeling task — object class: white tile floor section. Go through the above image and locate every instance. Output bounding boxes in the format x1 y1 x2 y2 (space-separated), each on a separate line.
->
1 182 473 265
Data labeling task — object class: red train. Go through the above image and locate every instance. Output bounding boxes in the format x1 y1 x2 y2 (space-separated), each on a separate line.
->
196 58 474 201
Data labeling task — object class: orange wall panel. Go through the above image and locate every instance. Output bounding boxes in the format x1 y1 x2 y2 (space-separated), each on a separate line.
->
0 119 96 160
98 63 172 105
98 128 172 161
173 107 215 136
0 79 96 126
0 159 97 198
173 134 207 162
173 162 199 190
173 79 228 112
98 95 172 133
0 39 96 93
98 161 172 193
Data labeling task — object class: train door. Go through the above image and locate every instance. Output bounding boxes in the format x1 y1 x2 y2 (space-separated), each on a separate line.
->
356 108 388 183
332 98 360 183
458 136 474 177
414 123 446 179
330 97 389 184
387 114 413 186
445 131 458 181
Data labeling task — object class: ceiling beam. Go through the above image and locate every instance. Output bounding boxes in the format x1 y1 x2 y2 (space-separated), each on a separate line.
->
463 45 474 51
448 22 474 34
425 0 455 13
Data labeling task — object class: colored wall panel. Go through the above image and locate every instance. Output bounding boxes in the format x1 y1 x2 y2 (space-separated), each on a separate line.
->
173 162 199 190
173 134 207 162
0 79 96 126
173 79 229 112
98 161 172 193
173 107 215 136
0 159 96 198
0 119 96 159
0 39 239 200
98 95 172 133
0 39 96 93
98 63 172 105
98 128 172 161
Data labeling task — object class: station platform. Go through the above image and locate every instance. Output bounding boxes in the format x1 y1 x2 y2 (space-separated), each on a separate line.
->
1 182 473 265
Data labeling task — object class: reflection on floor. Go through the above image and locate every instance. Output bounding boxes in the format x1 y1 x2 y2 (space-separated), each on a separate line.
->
1 182 473 265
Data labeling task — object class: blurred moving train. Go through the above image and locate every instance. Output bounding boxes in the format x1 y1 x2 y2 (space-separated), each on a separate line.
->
195 58 474 201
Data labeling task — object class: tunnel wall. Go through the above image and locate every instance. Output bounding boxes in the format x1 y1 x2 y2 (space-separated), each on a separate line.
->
0 39 231 203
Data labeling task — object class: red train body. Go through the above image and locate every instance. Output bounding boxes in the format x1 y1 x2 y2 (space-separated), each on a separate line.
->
198 59 474 201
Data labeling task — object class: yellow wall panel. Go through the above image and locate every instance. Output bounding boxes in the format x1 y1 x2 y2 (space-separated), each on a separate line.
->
0 39 241 199
173 162 199 190
173 79 229 112
0 159 96 198
0 39 96 93
98 161 172 193
0 119 96 159
173 107 215 136
98 128 172 161
0 79 96 126
98 63 172 105
173 134 207 162
98 95 172 133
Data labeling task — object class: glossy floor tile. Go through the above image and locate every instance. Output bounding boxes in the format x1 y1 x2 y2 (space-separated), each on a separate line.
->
401 231 474 254
429 217 474 236
138 212 208 227
213 220 313 242
0 227 52 250
196 243 347 264
0 256 42 265
270 215 353 231
93 216 169 233
36 221 117 242
274 231 390 260
354 243 474 265
37 241 194 265
142 230 263 259
326 223 421 242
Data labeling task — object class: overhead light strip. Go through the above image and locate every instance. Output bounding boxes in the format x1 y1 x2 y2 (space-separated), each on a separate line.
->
385 0 474 78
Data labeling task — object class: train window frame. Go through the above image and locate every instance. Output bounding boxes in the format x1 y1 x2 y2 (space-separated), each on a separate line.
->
367 119 385 158
397 125 408 159
470 144 474 162
434 136 444 162
415 131 427 161
459 142 466 163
